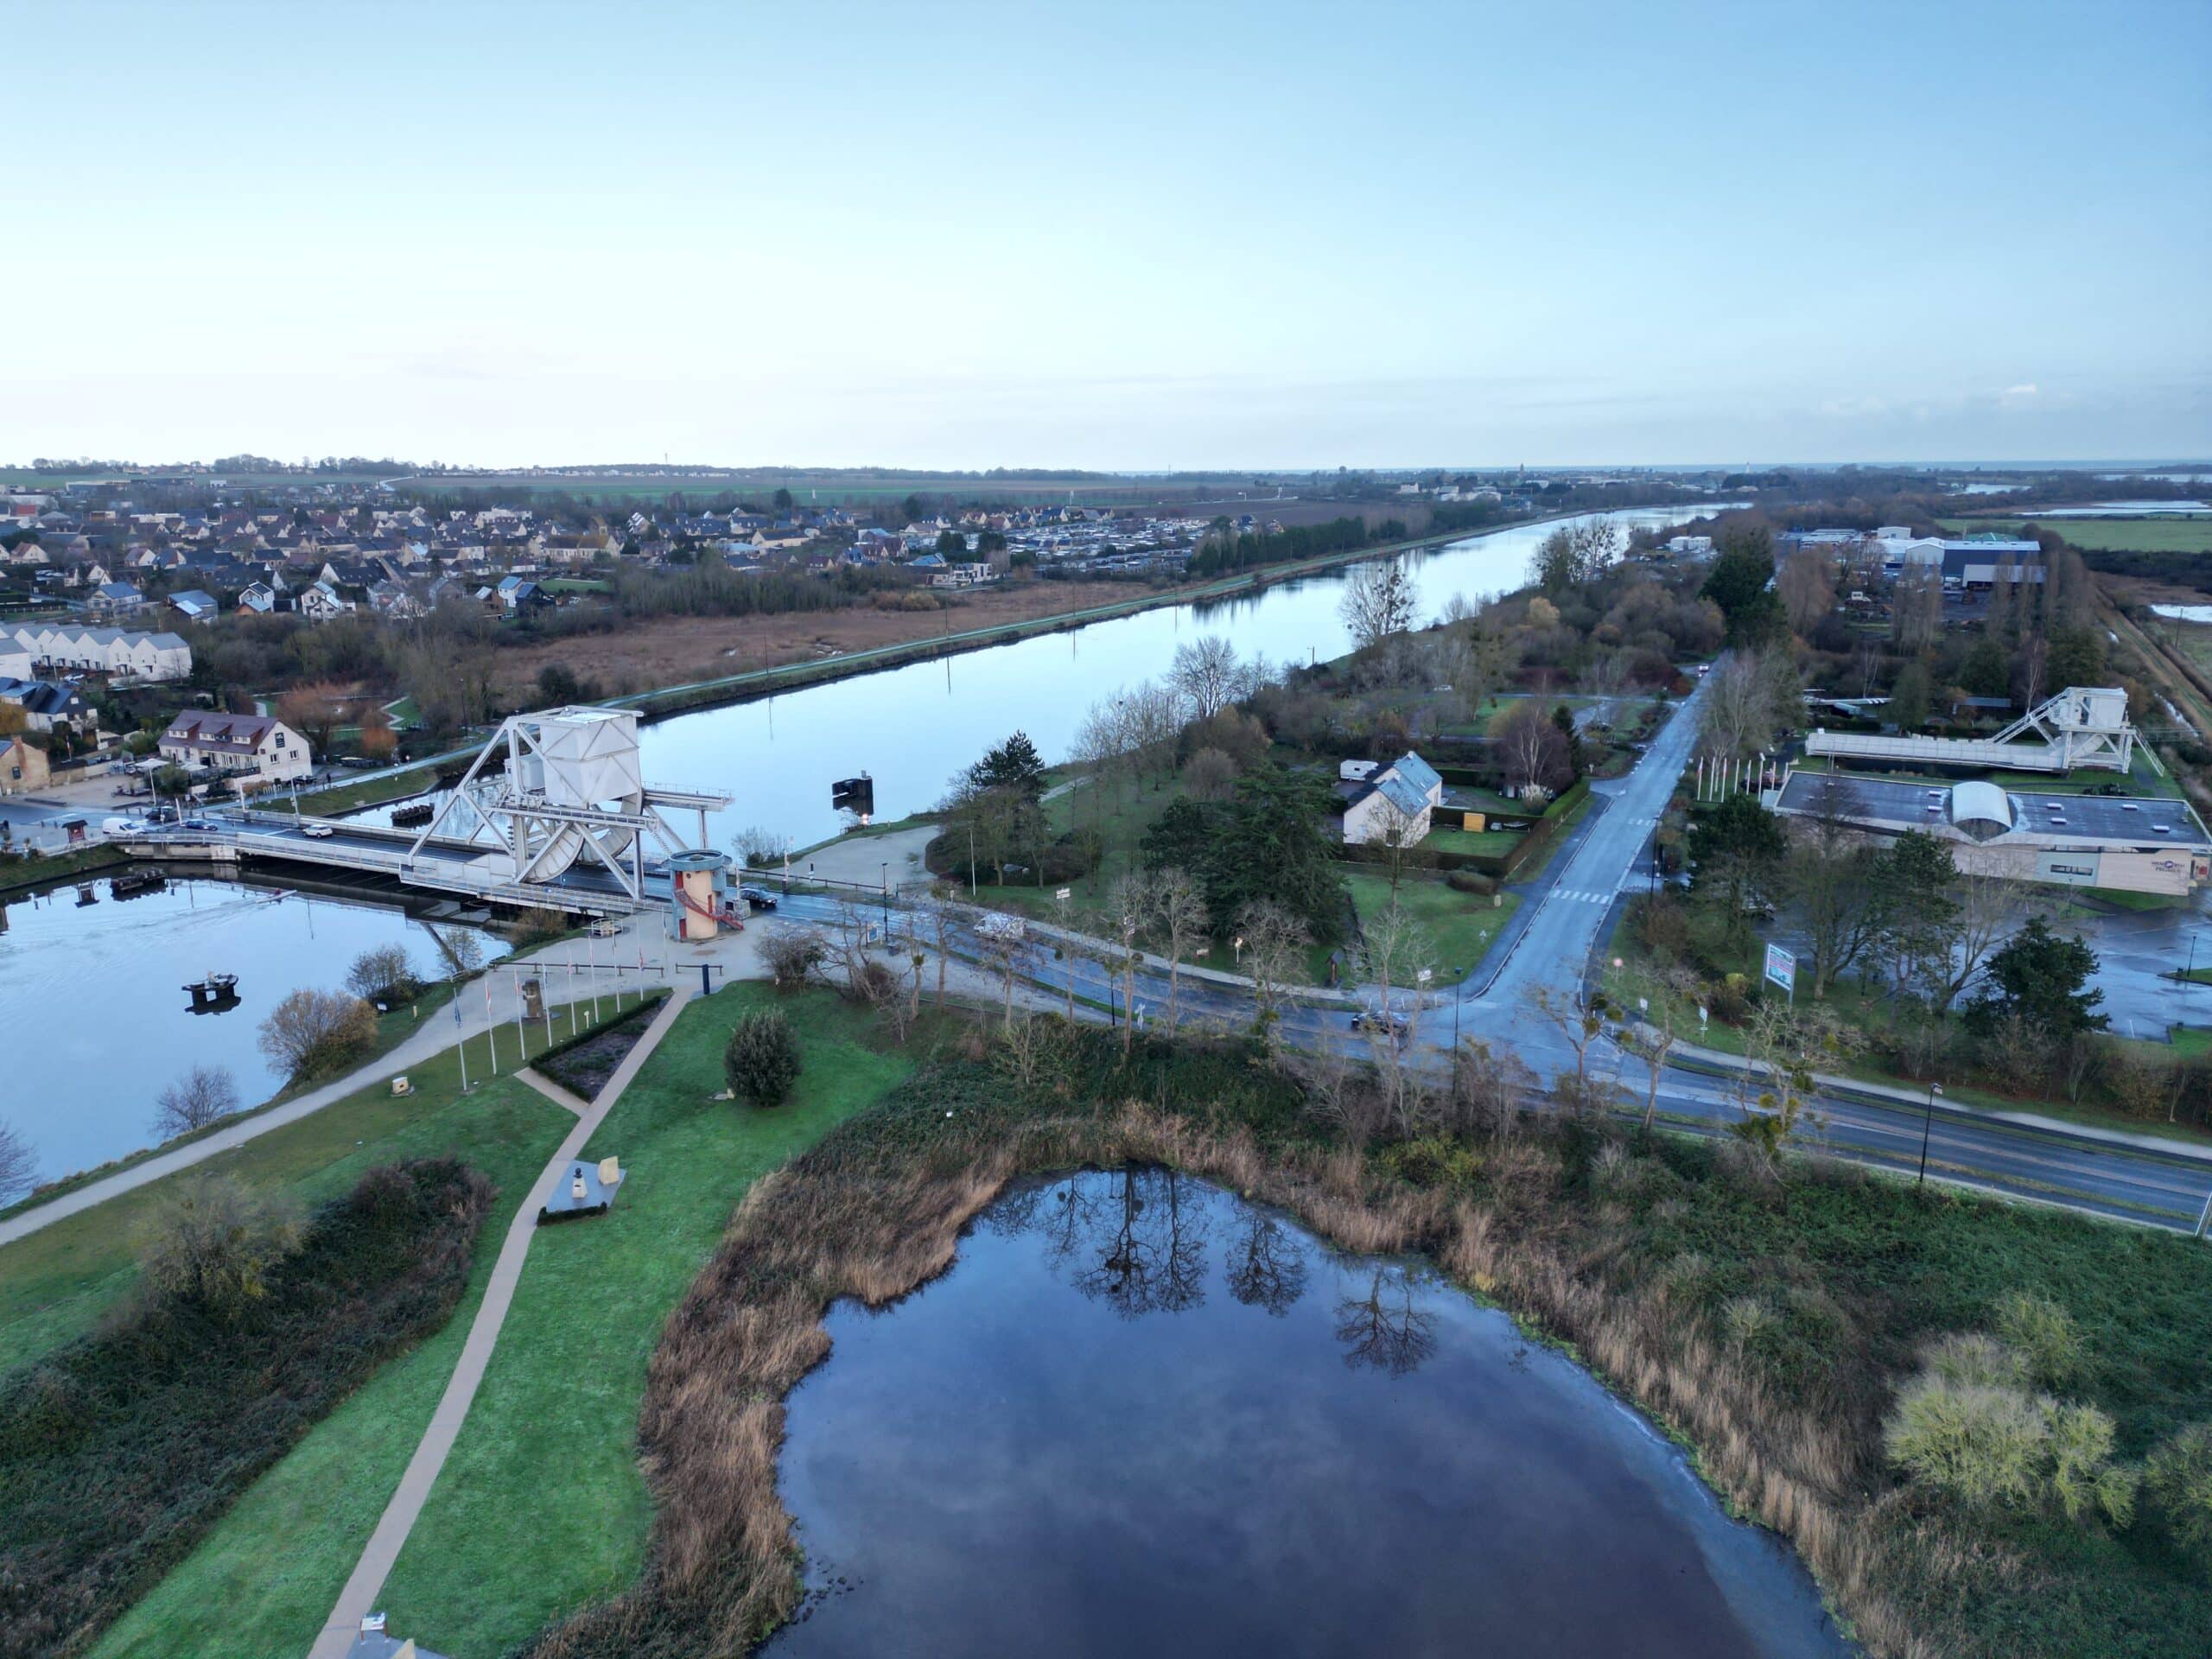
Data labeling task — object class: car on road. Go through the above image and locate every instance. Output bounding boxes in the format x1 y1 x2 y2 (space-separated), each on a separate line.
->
302 821 335 838
1350 1007 1410 1039
739 885 778 911
180 817 215 830
338 756 381 770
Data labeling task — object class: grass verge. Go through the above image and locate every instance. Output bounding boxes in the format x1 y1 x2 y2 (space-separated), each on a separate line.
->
0 998 613 1367
84 1086 571 1659
372 984 922 1658
499 1025 2212 1659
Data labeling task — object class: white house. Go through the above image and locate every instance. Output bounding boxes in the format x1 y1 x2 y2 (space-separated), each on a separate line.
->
7 624 193 682
1339 751 1445 845
297 580 353 620
159 712 313 785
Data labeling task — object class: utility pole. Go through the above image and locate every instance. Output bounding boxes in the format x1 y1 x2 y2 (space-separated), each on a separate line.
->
1916 1081 1942 1185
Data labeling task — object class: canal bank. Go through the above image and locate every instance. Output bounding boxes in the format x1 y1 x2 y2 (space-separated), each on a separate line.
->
296 507 1607 819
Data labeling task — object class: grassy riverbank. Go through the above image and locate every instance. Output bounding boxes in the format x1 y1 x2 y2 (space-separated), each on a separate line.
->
374 985 923 1656
295 513 1568 818
0 998 612 1365
493 1022 2212 1659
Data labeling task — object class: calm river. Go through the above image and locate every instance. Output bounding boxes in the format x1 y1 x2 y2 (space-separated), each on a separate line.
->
769 1171 1848 1657
357 505 1721 851
0 875 508 1183
1 505 1707 1183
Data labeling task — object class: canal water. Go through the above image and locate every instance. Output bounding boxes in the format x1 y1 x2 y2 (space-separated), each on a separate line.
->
769 1170 1848 1658
0 875 509 1183
1 505 1707 1185
355 505 1720 852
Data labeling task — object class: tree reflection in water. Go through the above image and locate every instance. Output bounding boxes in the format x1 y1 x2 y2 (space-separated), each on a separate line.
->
1333 1268 1438 1377
991 1171 1438 1376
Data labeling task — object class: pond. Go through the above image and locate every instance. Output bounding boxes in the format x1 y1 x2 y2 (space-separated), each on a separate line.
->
769 1170 1849 1658
0 874 510 1183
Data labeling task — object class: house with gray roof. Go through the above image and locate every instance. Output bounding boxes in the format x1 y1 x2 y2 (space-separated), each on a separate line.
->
1338 750 1446 845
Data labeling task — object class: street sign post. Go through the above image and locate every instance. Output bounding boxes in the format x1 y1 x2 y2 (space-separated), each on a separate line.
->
1763 943 1796 1008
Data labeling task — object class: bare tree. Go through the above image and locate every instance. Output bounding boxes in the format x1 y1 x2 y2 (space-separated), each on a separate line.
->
425 925 485 979
1338 560 1417 652
1777 548 1838 634
1892 564 1943 652
1526 983 1607 1092
1236 899 1310 1043
257 988 378 1080
1147 867 1209 1033
1168 635 1242 720
1448 1037 1536 1141
1786 775 1884 998
0 1119 35 1204
730 823 790 871
1700 651 1773 764
1357 902 1437 1133
153 1064 241 1141
1180 747 1238 802
345 944 417 1003
1107 869 1154 1051
1930 872 2039 1014
1622 969 1698 1132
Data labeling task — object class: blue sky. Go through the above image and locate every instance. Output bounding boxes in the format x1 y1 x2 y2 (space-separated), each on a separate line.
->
10 1 2209 468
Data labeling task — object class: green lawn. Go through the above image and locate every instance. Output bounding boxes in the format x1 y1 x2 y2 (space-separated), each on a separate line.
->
1425 824 1522 856
1939 516 2212 554
1334 872 1520 987
374 984 919 1658
85 1079 569 1659
0 993 620 1365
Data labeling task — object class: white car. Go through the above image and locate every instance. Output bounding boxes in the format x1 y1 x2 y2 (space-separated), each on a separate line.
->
302 822 335 839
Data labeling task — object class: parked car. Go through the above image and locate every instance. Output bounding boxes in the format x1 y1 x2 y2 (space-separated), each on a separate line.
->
739 885 777 911
339 755 381 771
1351 1007 1410 1039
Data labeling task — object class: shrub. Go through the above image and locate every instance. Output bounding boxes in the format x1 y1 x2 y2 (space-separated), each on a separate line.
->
0 1160 491 1652
761 929 829 994
1920 1332 2027 1390
725 1010 802 1107
2145 1421 2212 1557
136 1174 302 1313
1884 1373 2050 1510
1993 1290 2086 1389
344 944 419 1005
2047 1402 2135 1526
1039 830 1103 882
257 988 378 1080
1446 868 1497 896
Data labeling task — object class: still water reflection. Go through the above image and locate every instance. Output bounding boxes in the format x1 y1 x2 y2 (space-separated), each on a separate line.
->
354 507 1722 851
771 1170 1848 1658
0 875 508 1181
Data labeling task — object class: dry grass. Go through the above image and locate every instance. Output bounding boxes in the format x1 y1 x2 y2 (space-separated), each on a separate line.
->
512 1033 1941 1659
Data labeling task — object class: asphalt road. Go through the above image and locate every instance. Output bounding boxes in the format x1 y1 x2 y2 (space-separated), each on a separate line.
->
770 677 2212 1236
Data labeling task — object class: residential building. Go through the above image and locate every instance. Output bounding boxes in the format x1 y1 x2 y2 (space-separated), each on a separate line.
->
168 588 220 622
0 735 50 794
89 580 144 614
158 712 313 785
5 623 192 681
0 678 93 733
1338 751 1445 844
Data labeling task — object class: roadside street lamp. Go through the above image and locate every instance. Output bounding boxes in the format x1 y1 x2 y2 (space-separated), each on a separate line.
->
880 861 890 941
1233 934 1244 965
1452 969 1464 1046
1917 1081 1944 1186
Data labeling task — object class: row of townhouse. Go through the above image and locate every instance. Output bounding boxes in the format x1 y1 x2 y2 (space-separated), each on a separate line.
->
5 623 194 680
156 712 314 786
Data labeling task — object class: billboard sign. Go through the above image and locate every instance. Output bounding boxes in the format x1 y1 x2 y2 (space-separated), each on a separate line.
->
1763 943 1796 995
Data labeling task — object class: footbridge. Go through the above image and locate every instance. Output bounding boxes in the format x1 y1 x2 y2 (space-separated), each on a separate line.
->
116 704 732 918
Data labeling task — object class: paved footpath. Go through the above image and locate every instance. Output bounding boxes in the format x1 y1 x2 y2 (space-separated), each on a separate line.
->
0 914 728 1250
307 985 696 1659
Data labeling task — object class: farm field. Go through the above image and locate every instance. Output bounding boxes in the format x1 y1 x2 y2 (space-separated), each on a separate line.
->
1940 516 2212 554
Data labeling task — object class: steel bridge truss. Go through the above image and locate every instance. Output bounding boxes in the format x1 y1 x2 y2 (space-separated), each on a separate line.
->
405 709 731 905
